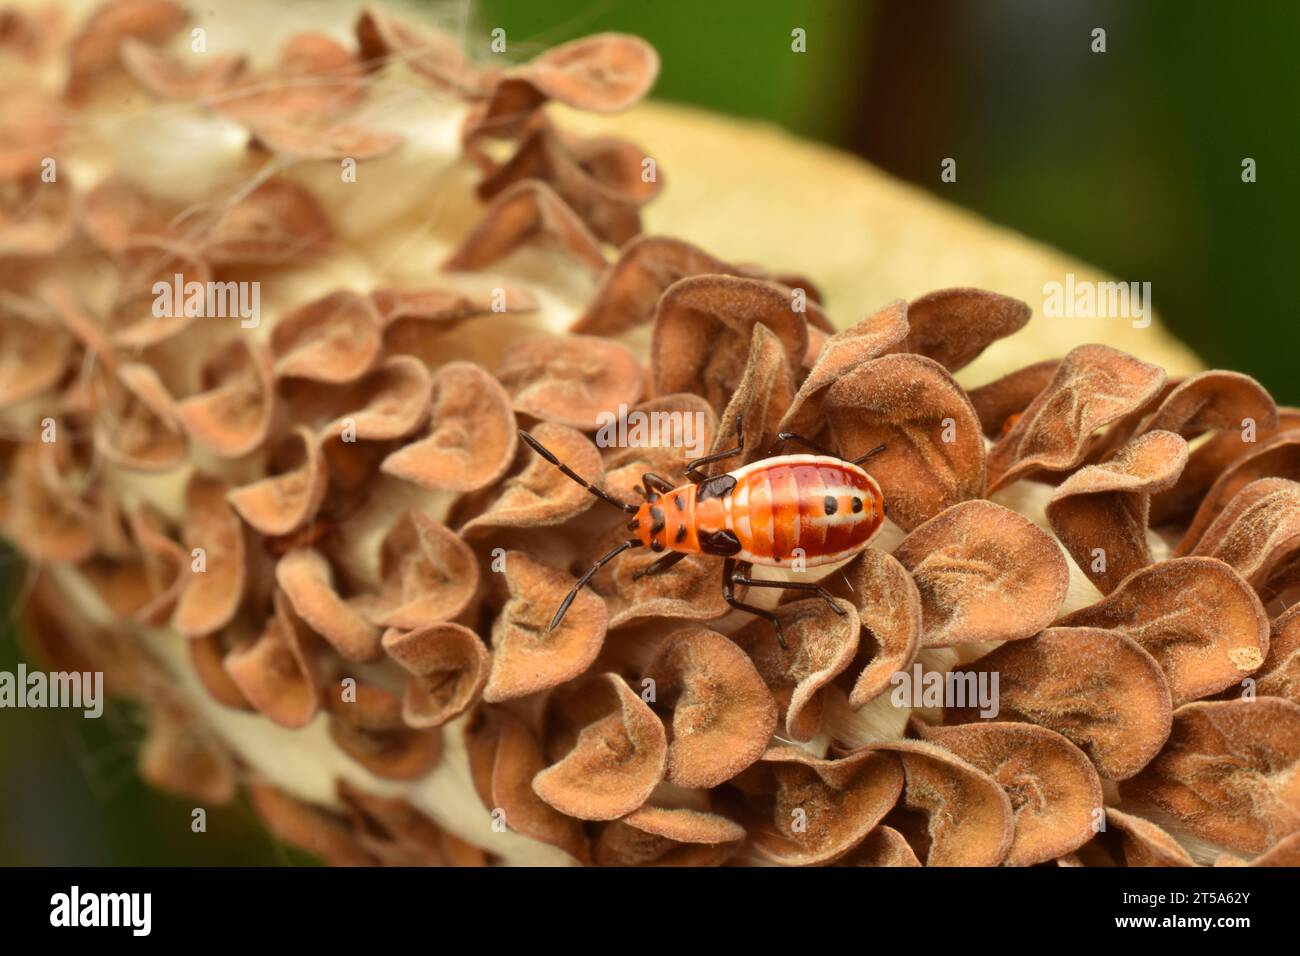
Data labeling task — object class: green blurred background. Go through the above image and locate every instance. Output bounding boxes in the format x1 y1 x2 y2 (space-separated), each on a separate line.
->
2 0 1297 864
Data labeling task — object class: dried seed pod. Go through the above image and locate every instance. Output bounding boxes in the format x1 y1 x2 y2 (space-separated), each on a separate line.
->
1258 604 1300 704
119 36 245 98
358 512 479 630
967 359 1061 439
642 627 778 788
1100 808 1196 867
825 548 922 707
533 672 668 821
223 591 322 729
947 627 1173 781
893 500 1070 647
324 677 443 780
176 339 276 459
868 740 1014 867
1178 431 1300 553
462 424 603 534
729 746 905 866
381 623 489 728
337 780 483 867
172 475 246 638
1056 557 1268 704
248 784 373 867
1121 697 1300 855
987 344 1166 491
354 5 482 94
271 290 383 384
483 551 607 703
443 180 606 274
731 598 859 742
915 721 1103 867
495 333 644 431
836 825 922 867
651 275 809 416
605 548 731 629
709 323 797 468
187 632 251 711
1186 477 1300 589
510 33 659 113
0 305 71 409
227 427 328 537
1046 430 1188 593
822 354 986 530
275 548 380 663
381 361 516 493
202 179 333 265
600 392 717 501
899 288 1031 373
593 805 745 867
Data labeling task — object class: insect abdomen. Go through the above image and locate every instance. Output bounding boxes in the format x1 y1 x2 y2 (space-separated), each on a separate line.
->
724 455 882 566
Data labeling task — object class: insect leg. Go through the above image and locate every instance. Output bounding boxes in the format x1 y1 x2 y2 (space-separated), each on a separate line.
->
722 558 788 649
729 567 847 617
550 540 639 631
851 443 888 466
519 430 638 514
684 415 744 483
768 430 839 458
642 473 676 495
631 549 687 581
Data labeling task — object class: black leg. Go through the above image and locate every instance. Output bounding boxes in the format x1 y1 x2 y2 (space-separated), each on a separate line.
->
723 558 787 649
550 540 639 631
631 549 687 581
684 415 744 483
642 473 676 496
519 430 638 514
729 567 847 617
852 443 887 466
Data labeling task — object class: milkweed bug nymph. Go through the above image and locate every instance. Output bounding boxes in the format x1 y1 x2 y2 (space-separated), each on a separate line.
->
518 417 887 648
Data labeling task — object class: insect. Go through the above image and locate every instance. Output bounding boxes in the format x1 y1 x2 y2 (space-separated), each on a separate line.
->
518 418 887 647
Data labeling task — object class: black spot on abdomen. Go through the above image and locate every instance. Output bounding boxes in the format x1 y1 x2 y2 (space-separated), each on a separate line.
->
823 495 838 515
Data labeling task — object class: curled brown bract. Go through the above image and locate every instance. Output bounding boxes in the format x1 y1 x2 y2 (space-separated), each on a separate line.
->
1121 697 1300 855
66 0 188 100
176 338 275 458
825 548 922 707
899 288 1031 373
324 677 443 780
275 548 380 663
381 623 489 728
893 500 1070 647
1258 604 1300 705
227 426 328 537
248 784 372 866
948 627 1172 781
359 512 479 630
1046 429 1188 593
1185 478 1300 589
172 475 246 638
593 806 745 867
223 591 322 728
139 700 236 805
533 672 667 821
495 333 644 431
443 180 607 274
1056 557 1268 705
271 290 382 384
461 424 602 534
642 627 777 788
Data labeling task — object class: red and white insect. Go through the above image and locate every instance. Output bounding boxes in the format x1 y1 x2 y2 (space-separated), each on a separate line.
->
519 418 886 647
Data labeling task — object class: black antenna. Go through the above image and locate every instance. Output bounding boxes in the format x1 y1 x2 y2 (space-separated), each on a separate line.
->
852 443 887 466
518 430 638 514
550 539 640 630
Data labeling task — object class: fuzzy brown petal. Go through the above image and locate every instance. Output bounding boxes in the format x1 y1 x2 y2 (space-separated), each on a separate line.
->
0 307 72 409
1138 370 1277 442
534 672 668 821
271 290 382 384
495 333 644 430
915 721 1104 867
605 550 731 629
172 475 246 638
1046 429 1188 593
186 633 251 711
372 285 538 327
81 178 180 252
4 444 96 563
642 627 778 788
139 701 235 805
354 5 481 94
779 299 910 437
93 362 187 470
176 338 275 458
651 274 808 416
338 780 483 867
869 740 1014 867
893 500 1070 647
600 393 717 501
836 825 922 867
1258 604 1300 705
594 806 745 867
227 426 327 537
1121 698 1300 855
380 361 515 492
731 598 859 742
466 710 588 862
462 424 603 535
733 745 904 866
276 548 381 662
900 288 1031 373
1177 430 1300 554
483 550 607 702
825 548 922 707
822 354 986 530
381 623 489 728
707 323 796 467
1101 808 1196 867
108 240 209 347
986 345 1166 491
223 590 322 728
66 0 188 99
0 173 77 255
359 511 479 630
513 33 659 112
202 179 333 265
948 627 1172 780
1186 477 1300 589
968 359 1061 439
325 678 443 780
443 180 606 274
1056 557 1268 704
120 35 244 98
248 784 372 866
125 508 187 624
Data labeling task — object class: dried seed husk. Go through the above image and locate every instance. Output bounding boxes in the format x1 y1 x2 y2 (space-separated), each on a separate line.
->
1258 604 1300 705
593 805 745 867
825 547 922 707
227 426 328 537
223 590 322 728
1186 477 1300 589
899 288 1031 373
443 179 606 273
248 784 373 866
381 623 489 728
172 475 246 638
276 548 380 662
176 338 275 458
495 332 644 431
